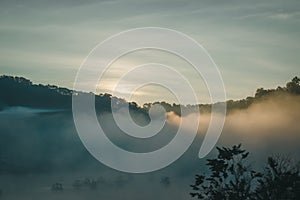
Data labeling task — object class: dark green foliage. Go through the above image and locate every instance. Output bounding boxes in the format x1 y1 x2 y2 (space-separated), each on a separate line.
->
286 76 300 94
224 76 300 113
190 145 300 200
0 75 72 110
254 76 300 98
255 88 275 98
0 75 144 113
190 144 261 200
255 155 300 200
145 76 300 115
0 75 299 115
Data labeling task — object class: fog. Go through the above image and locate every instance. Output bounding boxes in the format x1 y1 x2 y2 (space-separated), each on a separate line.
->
0 93 299 199
185 93 300 156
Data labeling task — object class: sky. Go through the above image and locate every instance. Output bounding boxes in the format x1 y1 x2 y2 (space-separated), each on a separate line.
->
0 0 299 104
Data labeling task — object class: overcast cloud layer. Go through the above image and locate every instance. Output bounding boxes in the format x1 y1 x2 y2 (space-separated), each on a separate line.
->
0 0 299 103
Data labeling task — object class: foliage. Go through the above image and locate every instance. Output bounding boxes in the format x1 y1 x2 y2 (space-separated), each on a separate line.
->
255 155 300 200
190 145 300 200
286 76 300 94
255 76 300 98
1 75 299 116
190 144 261 200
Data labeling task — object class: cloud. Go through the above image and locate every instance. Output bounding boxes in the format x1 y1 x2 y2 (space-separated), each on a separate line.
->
1 0 300 104
269 12 300 20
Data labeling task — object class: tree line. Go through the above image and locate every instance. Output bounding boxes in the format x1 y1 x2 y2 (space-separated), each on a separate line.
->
1 75 299 116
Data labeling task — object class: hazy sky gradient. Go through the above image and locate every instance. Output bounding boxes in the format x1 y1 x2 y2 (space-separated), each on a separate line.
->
0 0 299 104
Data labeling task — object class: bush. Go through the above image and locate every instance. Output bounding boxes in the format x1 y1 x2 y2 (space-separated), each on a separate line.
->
190 145 300 200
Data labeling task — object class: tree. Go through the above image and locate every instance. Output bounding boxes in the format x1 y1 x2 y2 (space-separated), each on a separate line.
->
286 76 300 94
255 155 300 200
255 88 268 98
190 145 300 200
190 144 262 200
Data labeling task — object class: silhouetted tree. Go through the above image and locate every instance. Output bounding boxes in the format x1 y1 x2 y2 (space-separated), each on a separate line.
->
286 76 300 94
190 145 300 200
255 155 300 200
190 144 262 200
255 88 270 98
